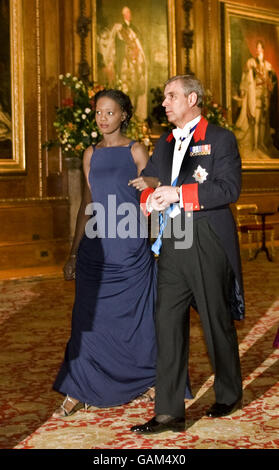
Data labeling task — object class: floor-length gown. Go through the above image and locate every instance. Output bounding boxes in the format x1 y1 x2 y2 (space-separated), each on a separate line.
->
54 142 192 407
54 142 158 407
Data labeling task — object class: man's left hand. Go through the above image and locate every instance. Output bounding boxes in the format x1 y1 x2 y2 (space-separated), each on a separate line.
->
152 185 180 209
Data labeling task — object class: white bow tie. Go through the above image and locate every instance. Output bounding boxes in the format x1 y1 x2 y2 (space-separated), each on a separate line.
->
172 127 188 141
172 128 192 151
172 120 199 142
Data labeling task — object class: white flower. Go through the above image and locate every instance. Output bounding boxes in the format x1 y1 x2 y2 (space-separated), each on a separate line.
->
73 76 78 81
75 83 81 89
91 131 98 138
59 74 64 80
85 108 91 114
193 165 208 184
66 72 71 78
81 114 86 119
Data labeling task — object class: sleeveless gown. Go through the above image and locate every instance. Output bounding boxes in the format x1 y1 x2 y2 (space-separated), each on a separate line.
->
53 142 192 407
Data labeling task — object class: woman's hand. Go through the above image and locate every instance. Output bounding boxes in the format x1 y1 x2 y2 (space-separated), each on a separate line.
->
63 256 77 281
128 176 160 191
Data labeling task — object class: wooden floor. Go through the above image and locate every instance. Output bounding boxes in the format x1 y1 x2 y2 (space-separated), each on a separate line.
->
0 265 64 281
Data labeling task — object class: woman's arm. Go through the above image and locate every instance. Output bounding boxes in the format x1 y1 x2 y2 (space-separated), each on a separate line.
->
128 142 160 190
63 147 93 280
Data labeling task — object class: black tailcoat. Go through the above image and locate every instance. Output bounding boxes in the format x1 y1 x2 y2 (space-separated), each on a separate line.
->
142 118 245 320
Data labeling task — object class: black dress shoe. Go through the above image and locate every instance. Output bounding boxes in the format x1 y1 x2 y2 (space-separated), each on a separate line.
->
131 416 185 434
206 398 242 418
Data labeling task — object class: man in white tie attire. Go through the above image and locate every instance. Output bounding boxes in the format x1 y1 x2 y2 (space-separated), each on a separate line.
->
130 75 244 434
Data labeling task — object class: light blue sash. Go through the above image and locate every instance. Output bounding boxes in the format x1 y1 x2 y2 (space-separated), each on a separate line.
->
151 177 178 255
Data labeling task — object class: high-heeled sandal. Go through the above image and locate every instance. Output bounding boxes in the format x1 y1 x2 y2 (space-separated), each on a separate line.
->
133 387 155 403
52 395 90 418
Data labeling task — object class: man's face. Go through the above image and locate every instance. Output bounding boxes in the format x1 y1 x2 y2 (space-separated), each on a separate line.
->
162 80 191 128
122 7 132 22
256 42 264 58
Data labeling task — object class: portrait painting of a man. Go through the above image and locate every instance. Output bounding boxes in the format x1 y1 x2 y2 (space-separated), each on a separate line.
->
94 0 171 121
228 12 279 163
97 5 147 119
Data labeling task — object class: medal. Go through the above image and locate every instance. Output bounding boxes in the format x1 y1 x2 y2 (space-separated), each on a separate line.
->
193 165 208 183
178 137 186 151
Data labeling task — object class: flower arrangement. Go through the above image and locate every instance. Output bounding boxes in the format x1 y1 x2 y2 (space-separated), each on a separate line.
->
44 73 151 160
202 90 234 130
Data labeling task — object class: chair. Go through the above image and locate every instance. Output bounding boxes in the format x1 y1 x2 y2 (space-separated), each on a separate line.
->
235 204 275 260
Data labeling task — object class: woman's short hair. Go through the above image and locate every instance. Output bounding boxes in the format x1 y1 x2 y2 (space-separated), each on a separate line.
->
94 89 133 130
165 75 204 107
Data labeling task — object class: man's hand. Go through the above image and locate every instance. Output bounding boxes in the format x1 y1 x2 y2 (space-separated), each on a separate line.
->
150 185 180 211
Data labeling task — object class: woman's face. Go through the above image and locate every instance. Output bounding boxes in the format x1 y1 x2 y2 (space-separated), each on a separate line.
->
95 96 125 135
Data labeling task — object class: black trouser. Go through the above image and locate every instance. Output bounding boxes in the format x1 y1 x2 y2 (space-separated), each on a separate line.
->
154 217 242 418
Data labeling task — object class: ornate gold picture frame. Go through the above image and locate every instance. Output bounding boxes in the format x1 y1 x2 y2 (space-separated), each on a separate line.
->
91 0 176 121
221 1 279 169
0 0 25 174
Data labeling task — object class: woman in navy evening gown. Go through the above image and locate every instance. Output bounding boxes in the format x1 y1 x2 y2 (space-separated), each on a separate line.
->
53 89 191 417
52 89 160 417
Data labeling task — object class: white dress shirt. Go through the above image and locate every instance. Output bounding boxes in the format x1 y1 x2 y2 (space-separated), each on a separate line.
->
171 115 201 184
146 115 201 215
169 115 201 217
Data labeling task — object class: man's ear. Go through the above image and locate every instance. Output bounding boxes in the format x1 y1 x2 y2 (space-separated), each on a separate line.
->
188 92 198 108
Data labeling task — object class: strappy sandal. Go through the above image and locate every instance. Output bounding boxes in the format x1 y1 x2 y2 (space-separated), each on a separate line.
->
133 387 155 403
52 395 90 418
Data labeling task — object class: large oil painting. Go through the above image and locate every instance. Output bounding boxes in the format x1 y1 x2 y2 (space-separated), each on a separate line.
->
0 0 12 159
222 2 279 169
91 0 176 121
0 0 25 173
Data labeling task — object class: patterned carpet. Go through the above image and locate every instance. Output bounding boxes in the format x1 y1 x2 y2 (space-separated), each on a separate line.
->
0 252 279 450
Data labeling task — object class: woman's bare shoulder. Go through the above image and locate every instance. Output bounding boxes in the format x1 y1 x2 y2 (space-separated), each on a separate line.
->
131 141 149 157
84 145 94 159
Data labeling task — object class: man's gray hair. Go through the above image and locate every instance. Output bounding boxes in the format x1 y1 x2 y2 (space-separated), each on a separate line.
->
165 75 204 107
